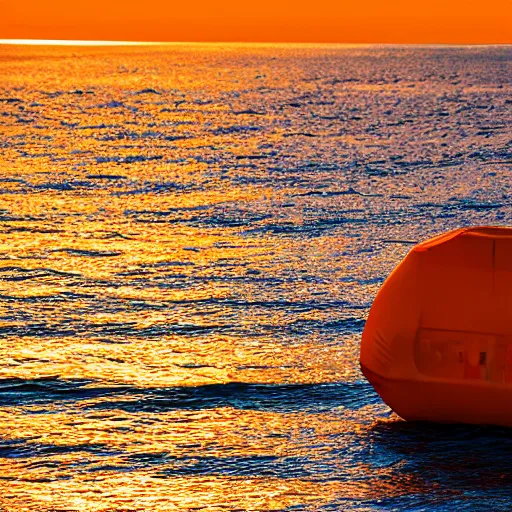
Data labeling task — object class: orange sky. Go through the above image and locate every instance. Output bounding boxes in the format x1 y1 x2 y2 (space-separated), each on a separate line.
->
1 0 511 44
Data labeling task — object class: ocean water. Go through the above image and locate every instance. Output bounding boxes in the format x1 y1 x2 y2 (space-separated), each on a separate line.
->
0 43 511 511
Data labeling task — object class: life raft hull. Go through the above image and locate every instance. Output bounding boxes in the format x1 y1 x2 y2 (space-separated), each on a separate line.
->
361 226 512 427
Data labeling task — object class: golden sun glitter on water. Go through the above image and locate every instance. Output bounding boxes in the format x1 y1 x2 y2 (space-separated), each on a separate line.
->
0 43 510 510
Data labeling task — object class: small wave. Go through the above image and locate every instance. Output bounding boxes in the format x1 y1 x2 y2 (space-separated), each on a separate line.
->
283 132 318 138
294 187 383 198
243 217 368 236
0 378 378 413
0 291 94 303
211 125 262 135
0 321 234 338
134 88 161 95
50 249 122 257
96 101 127 109
0 438 115 460
0 97 23 103
0 377 133 406
95 155 163 164
86 174 128 180
76 123 114 130
114 181 192 196
29 182 75 191
3 226 63 234
154 454 312 478
89 381 378 414
235 153 275 160
0 267 81 282
231 108 266 115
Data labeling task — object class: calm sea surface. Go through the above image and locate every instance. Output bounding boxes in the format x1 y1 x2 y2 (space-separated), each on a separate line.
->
0 43 511 511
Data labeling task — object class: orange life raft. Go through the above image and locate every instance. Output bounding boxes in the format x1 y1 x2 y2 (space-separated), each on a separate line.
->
361 226 512 427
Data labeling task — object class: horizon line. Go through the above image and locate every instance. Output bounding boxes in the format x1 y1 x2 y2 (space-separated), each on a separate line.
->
0 38 510 48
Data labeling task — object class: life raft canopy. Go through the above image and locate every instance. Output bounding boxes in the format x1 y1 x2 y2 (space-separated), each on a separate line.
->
360 226 512 427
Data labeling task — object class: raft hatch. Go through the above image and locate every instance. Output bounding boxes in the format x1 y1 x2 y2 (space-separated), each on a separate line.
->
416 328 512 383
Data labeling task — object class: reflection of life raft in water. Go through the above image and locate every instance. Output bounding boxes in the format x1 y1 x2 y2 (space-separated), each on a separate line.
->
361 226 512 427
